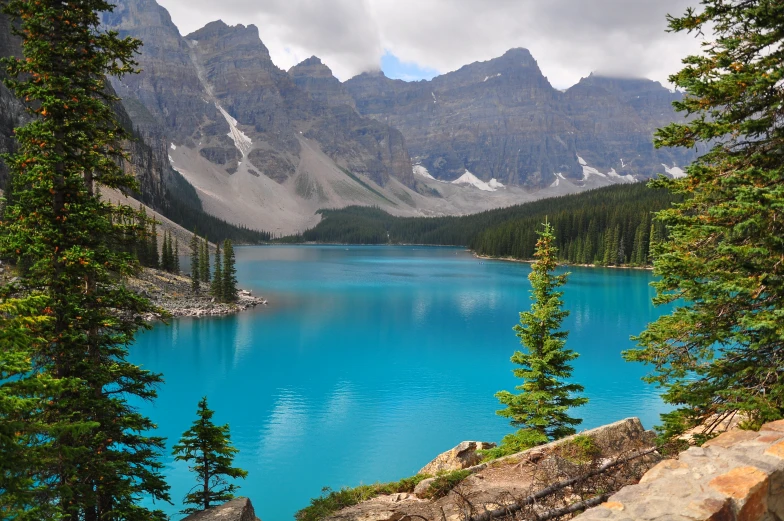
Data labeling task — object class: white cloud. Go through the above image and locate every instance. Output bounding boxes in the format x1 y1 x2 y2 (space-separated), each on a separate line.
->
154 0 704 88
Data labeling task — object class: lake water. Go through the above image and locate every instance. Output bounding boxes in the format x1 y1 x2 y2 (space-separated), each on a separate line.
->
130 245 669 521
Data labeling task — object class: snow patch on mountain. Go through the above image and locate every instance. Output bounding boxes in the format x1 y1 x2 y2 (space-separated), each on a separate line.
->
413 164 436 180
551 172 568 187
662 164 686 178
170 143 176 150
577 156 607 180
216 103 252 157
483 73 502 82
607 168 636 183
451 170 502 191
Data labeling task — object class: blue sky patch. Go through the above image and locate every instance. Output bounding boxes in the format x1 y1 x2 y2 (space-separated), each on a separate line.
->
381 51 440 82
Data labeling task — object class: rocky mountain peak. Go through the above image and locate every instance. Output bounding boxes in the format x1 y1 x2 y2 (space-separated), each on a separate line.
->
187 21 270 58
501 47 535 61
289 56 335 79
427 46 549 93
100 0 179 33
289 56 356 110
298 56 325 67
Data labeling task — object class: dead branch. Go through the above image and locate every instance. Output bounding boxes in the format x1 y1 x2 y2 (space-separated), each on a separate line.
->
467 447 657 521
533 492 612 521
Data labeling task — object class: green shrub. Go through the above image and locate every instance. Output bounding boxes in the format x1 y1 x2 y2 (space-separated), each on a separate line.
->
558 435 601 464
421 469 472 499
295 474 431 521
478 428 549 461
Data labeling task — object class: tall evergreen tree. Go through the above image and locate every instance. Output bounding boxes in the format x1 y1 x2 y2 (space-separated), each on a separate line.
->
211 242 223 301
647 223 658 265
172 397 248 515
200 237 210 284
149 219 159 269
190 232 201 292
624 0 784 439
0 0 171 518
137 205 149 266
165 231 174 272
222 239 238 303
495 222 588 451
174 238 180 273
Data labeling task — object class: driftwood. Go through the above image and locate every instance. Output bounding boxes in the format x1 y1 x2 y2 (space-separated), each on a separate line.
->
467 446 658 521
533 493 612 521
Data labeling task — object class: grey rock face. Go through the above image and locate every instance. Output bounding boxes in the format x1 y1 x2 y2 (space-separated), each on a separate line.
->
344 49 694 188
289 56 357 110
101 0 226 144
562 74 693 178
0 11 184 216
103 4 414 189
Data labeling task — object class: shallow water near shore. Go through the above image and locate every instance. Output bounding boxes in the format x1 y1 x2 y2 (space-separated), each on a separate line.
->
130 245 670 521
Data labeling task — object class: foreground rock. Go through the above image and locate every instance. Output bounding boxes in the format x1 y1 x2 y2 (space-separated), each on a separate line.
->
127 268 266 320
182 497 261 521
418 441 496 475
324 418 660 521
574 419 784 521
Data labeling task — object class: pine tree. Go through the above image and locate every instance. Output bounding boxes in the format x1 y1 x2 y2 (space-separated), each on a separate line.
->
222 239 238 303
172 397 248 514
137 205 149 266
610 225 620 266
495 222 588 452
163 231 174 272
201 237 210 284
211 242 223 301
149 219 159 269
624 0 784 439
190 232 201 292
174 238 181 273
647 223 657 265
0 1 171 518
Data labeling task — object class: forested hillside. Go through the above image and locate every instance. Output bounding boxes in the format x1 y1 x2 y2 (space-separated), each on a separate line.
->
288 184 678 266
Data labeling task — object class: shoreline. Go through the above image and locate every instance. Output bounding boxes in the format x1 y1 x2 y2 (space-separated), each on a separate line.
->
128 268 268 321
473 253 654 270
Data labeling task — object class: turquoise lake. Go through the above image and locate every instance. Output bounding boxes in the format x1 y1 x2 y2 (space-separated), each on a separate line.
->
130 245 669 521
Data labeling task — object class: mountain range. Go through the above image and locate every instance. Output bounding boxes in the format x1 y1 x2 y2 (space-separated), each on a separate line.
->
0 0 694 236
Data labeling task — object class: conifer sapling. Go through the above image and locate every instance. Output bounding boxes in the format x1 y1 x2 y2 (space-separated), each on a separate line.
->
173 397 248 514
495 222 587 453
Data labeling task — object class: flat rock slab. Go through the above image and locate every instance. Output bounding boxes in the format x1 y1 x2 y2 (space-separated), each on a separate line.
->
182 497 261 521
574 420 784 521
418 441 496 475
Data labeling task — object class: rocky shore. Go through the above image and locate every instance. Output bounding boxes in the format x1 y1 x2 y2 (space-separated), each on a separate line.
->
127 268 267 320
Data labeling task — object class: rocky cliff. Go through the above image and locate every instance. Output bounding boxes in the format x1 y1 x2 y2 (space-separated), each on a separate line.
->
562 74 692 178
343 49 693 188
289 57 357 110
0 11 237 240
182 21 407 188
102 4 414 190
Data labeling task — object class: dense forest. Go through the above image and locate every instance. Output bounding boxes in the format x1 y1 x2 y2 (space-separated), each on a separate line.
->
282 183 678 266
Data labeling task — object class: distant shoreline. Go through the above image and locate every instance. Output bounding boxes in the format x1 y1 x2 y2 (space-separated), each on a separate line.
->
473 253 654 270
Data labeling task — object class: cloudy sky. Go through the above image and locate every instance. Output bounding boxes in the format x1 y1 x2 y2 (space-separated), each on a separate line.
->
155 0 704 89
